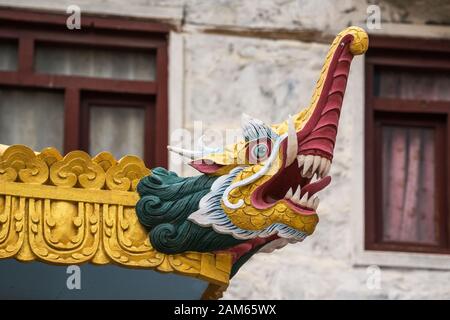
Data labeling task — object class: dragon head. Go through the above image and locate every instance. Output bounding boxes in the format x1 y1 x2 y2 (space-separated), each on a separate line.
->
137 27 368 274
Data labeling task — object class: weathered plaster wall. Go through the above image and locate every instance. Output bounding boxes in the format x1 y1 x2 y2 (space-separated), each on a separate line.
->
184 0 450 29
3 0 448 34
1 0 449 299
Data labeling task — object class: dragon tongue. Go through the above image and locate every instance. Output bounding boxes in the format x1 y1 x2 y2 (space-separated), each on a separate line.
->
301 176 331 198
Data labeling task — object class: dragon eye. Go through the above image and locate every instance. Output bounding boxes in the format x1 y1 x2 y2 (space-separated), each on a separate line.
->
253 144 268 158
248 140 271 164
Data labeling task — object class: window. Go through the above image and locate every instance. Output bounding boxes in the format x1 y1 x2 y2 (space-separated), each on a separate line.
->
365 37 450 254
80 93 154 161
0 9 169 168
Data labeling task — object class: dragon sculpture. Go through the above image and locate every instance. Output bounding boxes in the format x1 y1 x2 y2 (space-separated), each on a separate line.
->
0 26 368 296
136 26 368 276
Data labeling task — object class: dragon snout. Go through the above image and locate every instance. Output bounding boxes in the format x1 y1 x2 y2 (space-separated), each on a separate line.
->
348 26 369 55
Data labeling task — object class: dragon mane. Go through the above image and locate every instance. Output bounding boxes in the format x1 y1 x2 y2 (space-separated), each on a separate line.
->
136 167 245 254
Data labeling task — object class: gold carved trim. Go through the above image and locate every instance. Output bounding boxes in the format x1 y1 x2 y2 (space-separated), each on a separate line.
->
0 145 232 288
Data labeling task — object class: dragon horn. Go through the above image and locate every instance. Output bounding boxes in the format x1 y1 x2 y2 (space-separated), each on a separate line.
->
285 115 298 168
167 145 204 159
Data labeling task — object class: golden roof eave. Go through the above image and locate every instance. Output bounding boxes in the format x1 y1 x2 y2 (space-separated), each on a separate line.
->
0 144 232 293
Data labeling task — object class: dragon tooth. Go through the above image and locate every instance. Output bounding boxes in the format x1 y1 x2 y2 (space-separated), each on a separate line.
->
323 160 331 176
284 187 293 199
302 155 314 176
292 185 301 202
299 192 308 206
307 196 315 208
319 157 327 177
313 197 320 210
312 155 321 175
297 155 305 168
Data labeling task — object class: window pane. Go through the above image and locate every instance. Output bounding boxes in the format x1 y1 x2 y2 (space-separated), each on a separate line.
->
0 89 64 151
35 44 156 81
89 106 145 159
0 40 17 71
381 125 438 245
375 68 450 101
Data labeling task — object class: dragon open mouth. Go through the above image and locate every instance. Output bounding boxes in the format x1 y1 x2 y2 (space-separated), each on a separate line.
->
247 30 367 216
252 154 331 215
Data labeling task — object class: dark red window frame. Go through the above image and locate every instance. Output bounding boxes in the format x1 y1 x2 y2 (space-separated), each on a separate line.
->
365 36 450 254
0 8 170 168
